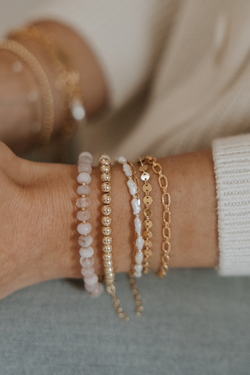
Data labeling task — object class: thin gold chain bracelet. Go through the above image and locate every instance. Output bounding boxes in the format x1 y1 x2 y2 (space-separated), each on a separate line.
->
145 156 171 278
138 158 154 274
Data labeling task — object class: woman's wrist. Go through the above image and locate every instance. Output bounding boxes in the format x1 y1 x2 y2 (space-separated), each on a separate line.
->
0 145 218 300
42 148 218 281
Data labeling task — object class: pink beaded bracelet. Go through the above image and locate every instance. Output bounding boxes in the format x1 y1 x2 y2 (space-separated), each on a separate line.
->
76 151 103 298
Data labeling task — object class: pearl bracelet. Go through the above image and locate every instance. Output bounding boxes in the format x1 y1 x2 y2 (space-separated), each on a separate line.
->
76 151 103 298
118 157 144 277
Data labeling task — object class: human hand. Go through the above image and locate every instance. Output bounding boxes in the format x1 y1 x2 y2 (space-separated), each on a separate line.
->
0 141 79 300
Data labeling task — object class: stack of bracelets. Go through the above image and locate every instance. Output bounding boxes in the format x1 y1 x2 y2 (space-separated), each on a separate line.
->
76 152 172 321
0 25 85 145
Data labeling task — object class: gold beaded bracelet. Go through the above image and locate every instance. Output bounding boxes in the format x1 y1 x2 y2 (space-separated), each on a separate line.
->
99 154 129 321
138 158 154 274
145 156 171 278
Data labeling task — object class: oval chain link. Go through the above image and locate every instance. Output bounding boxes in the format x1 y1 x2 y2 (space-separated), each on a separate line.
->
145 156 171 278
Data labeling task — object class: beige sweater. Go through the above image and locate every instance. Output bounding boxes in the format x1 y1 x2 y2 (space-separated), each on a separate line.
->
25 0 250 276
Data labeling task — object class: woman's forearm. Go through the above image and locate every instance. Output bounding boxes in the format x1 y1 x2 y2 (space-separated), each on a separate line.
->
35 148 218 281
0 145 218 300
0 20 108 151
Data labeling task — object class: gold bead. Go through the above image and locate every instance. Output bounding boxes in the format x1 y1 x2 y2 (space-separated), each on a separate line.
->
143 230 152 238
102 216 112 226
105 271 114 278
101 172 111 182
103 245 113 253
100 165 110 173
102 194 111 204
102 205 112 216
101 182 111 192
103 253 112 261
100 158 110 166
144 208 153 218
143 219 152 228
103 236 112 245
102 226 111 236
104 260 113 267
143 195 153 205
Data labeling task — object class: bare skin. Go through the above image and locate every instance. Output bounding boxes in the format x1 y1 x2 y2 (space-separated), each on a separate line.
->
0 21 218 300
0 143 218 300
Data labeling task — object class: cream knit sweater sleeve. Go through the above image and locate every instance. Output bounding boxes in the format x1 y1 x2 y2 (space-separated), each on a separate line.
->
212 134 250 276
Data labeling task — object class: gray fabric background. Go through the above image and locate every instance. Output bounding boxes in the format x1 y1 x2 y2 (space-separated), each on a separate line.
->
0 269 249 375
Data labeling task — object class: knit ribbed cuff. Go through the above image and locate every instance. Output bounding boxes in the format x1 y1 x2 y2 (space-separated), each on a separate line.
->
212 133 250 276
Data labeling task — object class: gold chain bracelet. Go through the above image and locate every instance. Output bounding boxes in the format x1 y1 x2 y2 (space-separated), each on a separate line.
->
145 156 171 278
138 158 154 274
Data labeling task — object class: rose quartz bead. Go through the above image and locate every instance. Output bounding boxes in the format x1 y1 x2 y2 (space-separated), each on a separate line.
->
81 267 95 277
90 283 104 298
85 282 99 292
77 172 91 184
84 274 98 286
78 163 92 174
79 246 94 258
77 185 91 196
80 256 94 268
77 222 92 235
76 197 91 208
79 155 93 165
79 151 93 161
78 235 93 248
77 210 91 222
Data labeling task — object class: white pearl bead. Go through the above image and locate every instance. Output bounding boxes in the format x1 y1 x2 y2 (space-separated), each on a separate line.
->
117 156 127 164
134 264 143 272
134 271 142 278
78 235 93 248
127 179 137 195
134 217 142 235
79 246 94 258
136 236 144 251
123 163 132 177
131 198 141 215
135 252 143 264
77 222 92 235
72 99 86 121
77 172 91 184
